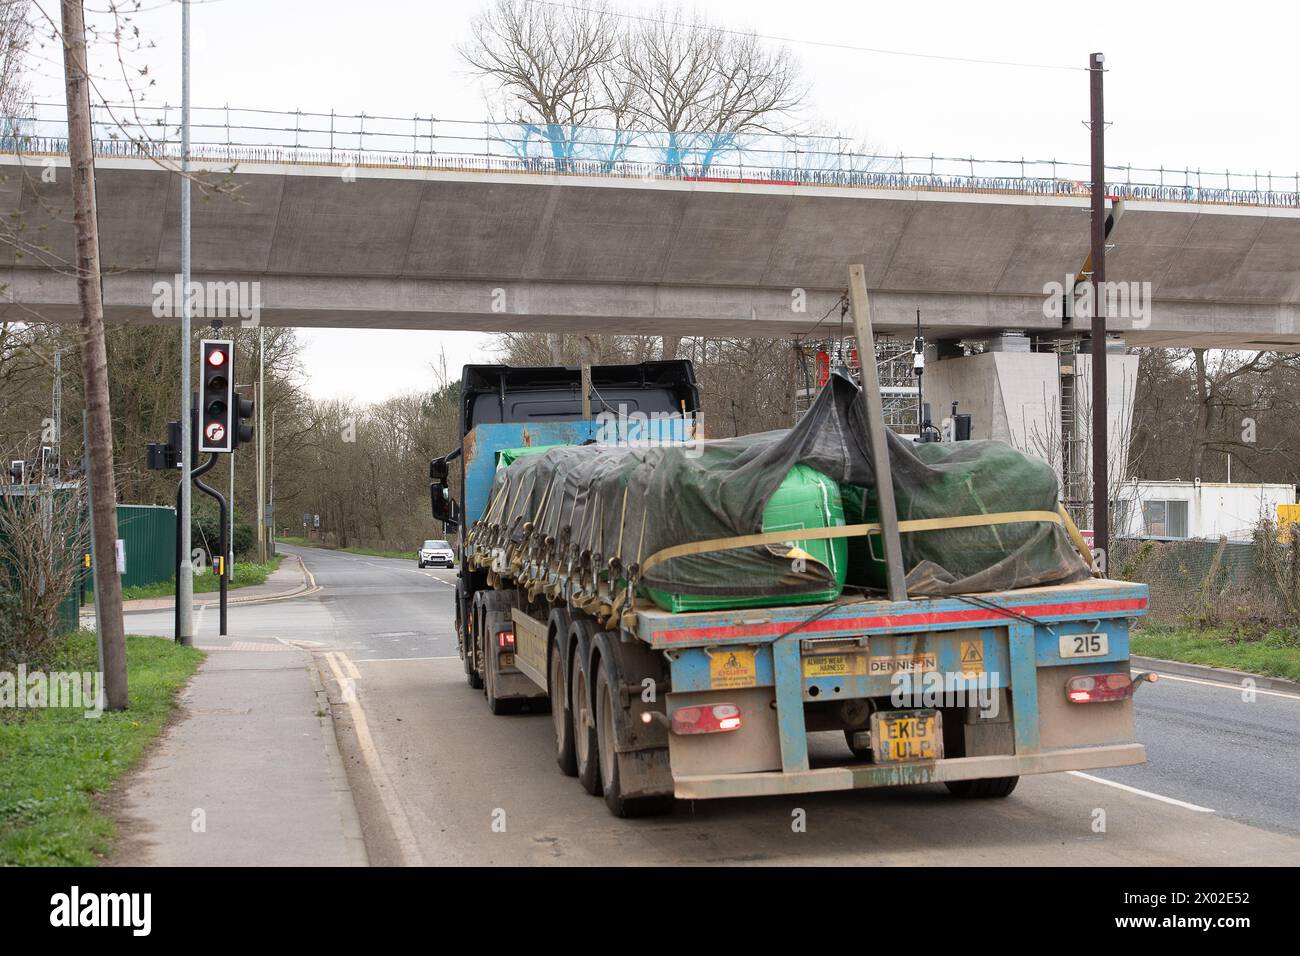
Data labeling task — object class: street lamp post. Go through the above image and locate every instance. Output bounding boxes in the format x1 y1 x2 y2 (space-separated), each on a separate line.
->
256 326 266 562
177 0 194 644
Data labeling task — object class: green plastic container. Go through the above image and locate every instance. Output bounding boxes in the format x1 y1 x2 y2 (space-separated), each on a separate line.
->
495 445 558 469
841 484 888 590
643 464 847 612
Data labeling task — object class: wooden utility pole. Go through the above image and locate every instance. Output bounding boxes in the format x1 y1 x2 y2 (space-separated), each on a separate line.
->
61 0 127 709
1088 52 1109 564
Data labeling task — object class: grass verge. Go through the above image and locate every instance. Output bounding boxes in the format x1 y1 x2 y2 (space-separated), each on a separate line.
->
94 555 284 602
1131 625 1300 683
0 633 204 865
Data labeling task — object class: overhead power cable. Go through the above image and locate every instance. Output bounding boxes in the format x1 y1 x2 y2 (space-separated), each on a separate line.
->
526 0 1086 72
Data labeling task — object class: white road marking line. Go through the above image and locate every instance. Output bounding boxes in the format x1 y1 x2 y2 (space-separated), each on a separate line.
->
353 655 458 663
322 650 427 866
1141 671 1300 701
1067 771 1216 813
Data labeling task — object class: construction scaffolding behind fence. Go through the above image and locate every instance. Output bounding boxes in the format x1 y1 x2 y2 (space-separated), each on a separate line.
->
1032 336 1089 530
792 337 919 434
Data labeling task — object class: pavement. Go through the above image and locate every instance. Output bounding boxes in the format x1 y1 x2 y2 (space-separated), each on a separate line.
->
110 644 366 866
109 547 362 866
115 543 1300 866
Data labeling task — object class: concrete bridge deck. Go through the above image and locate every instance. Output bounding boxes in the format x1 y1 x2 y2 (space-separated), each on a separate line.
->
2 154 1297 349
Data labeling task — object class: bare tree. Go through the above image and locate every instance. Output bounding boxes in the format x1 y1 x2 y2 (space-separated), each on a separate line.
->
0 447 86 669
624 5 805 166
460 0 621 160
1188 348 1285 480
460 0 811 173
0 0 32 123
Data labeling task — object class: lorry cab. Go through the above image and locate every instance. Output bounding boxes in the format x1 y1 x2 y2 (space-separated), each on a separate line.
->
429 361 702 686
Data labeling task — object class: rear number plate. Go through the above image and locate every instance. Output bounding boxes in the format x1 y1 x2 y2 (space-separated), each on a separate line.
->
1060 632 1108 659
870 709 942 763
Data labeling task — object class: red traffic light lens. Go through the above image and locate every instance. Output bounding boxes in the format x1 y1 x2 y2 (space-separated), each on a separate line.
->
207 349 226 367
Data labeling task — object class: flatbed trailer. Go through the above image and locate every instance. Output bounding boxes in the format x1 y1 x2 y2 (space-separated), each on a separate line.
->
436 276 1154 818
464 547 1151 816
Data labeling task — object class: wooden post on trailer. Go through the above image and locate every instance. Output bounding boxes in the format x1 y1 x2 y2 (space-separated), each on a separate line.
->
846 265 908 603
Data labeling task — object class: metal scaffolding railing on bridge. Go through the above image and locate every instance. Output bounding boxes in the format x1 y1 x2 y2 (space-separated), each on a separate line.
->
2 102 1297 209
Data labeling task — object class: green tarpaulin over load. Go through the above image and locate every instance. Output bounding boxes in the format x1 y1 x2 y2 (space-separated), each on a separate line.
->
469 373 1089 607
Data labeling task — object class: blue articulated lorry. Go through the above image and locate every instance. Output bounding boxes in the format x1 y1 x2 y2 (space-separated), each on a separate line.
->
430 346 1154 819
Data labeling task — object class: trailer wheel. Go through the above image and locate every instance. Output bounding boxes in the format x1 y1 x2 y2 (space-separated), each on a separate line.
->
464 598 483 689
595 659 674 819
551 640 578 776
945 776 1019 798
571 644 602 796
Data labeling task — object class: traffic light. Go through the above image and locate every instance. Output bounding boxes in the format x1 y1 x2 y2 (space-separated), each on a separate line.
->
147 422 182 470
232 390 254 449
198 340 234 453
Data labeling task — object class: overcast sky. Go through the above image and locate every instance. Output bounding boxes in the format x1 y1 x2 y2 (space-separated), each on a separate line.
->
24 0 1300 402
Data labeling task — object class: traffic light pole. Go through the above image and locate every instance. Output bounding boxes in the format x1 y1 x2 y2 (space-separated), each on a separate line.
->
193 462 228 637
174 451 226 639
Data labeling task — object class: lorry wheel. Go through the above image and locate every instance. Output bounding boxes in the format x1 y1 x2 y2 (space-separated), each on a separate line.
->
571 645 602 796
595 659 674 819
551 641 578 776
464 601 482 689
945 776 1019 798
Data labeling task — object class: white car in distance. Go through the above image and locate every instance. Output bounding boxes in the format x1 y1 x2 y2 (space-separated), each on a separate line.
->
418 539 455 569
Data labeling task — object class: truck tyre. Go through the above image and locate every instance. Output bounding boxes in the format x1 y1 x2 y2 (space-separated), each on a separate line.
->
595 657 674 819
571 641 602 796
464 597 483 689
945 776 1019 798
551 639 578 776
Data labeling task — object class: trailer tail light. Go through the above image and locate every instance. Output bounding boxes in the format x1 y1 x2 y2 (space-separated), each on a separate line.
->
496 630 515 650
1066 671 1136 703
671 703 742 735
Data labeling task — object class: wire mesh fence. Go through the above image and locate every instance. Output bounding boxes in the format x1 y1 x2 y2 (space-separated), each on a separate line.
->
1 102 1298 208
1113 528 1300 631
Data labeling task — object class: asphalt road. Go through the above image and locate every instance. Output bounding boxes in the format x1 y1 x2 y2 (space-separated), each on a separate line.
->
129 544 1300 865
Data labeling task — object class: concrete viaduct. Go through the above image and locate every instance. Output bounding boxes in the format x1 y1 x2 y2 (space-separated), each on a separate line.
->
2 154 1298 350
